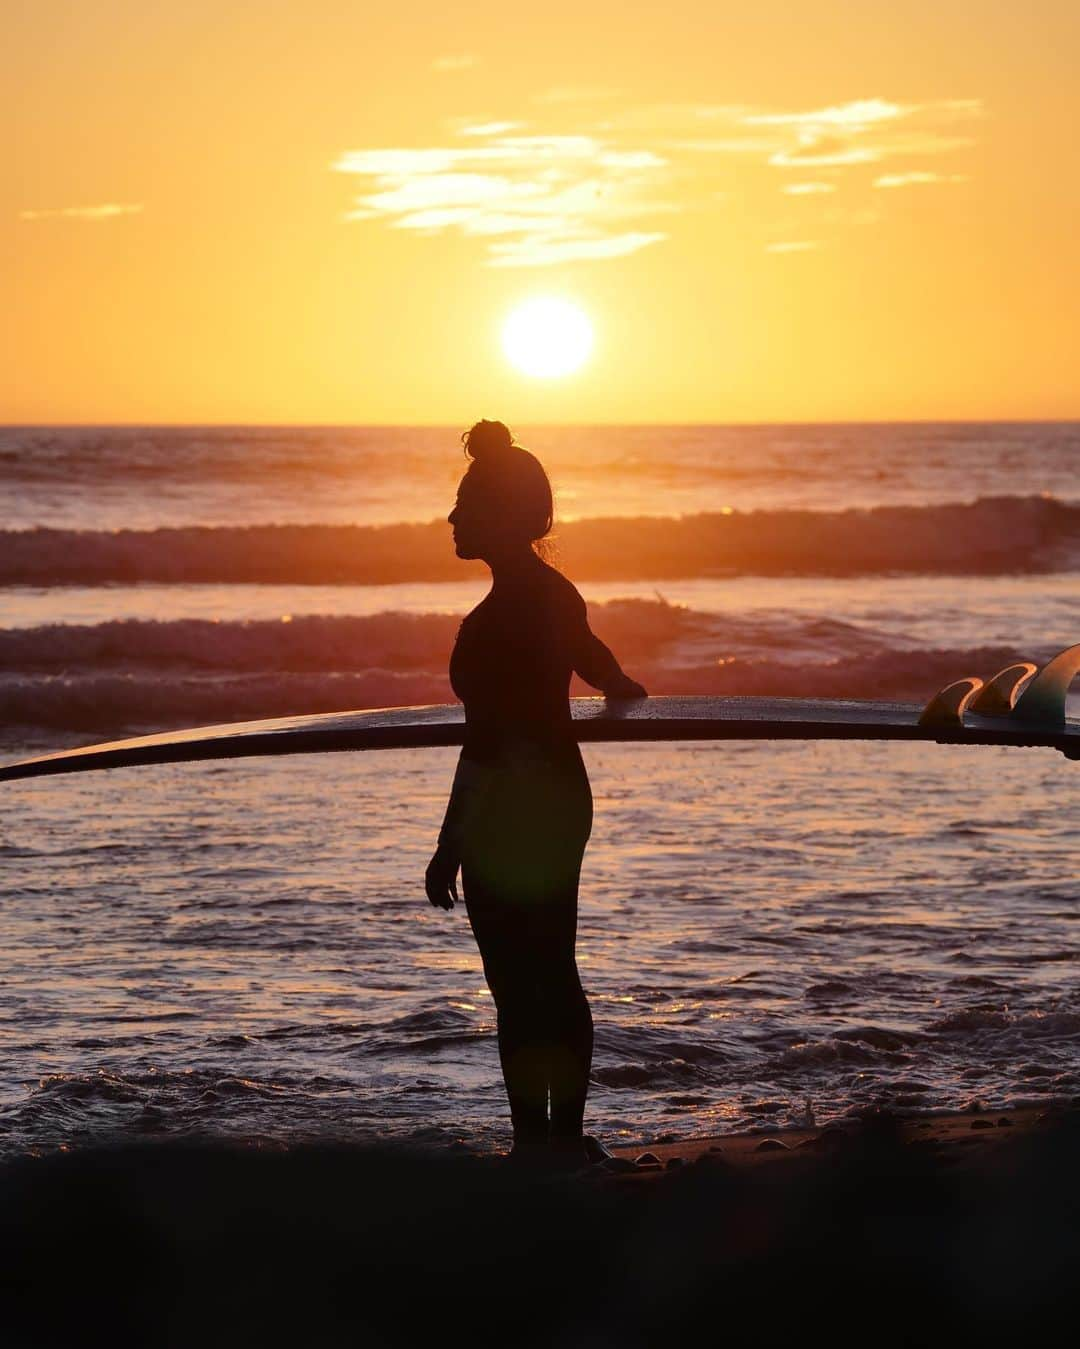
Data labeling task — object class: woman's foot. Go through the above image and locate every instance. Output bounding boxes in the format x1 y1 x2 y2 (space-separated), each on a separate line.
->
506 1139 551 1169
547 1135 590 1172
581 1135 616 1165
504 1135 602 1174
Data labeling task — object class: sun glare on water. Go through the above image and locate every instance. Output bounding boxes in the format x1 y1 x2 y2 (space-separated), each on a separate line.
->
501 298 594 378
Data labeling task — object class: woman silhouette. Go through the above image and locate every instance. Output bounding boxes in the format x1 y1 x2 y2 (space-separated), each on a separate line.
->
425 420 647 1166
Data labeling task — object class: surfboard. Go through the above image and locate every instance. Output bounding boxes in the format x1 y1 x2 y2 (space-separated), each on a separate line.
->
3 640 1078 783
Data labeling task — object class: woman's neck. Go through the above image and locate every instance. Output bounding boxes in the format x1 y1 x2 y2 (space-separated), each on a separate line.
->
489 546 544 594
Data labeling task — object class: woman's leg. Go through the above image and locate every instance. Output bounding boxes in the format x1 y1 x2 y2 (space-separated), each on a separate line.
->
542 766 595 1142
546 961 593 1142
462 868 593 1146
541 874 594 1143
461 756 595 1147
462 874 550 1144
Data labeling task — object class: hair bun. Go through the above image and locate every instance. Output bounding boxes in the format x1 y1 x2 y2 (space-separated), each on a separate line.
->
462 419 515 461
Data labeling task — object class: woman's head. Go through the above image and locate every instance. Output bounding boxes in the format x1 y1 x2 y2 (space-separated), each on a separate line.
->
448 420 555 563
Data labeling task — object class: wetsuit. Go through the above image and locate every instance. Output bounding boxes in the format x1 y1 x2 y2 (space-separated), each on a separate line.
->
439 562 623 1143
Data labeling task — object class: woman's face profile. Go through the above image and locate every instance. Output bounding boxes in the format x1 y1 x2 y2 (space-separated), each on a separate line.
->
448 467 535 562
448 474 487 560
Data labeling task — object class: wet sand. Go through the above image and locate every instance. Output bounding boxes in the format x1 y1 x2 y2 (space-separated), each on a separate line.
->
607 1103 1057 1175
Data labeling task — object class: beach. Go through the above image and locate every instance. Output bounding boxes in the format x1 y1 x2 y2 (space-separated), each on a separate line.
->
2 1101 1077 1346
9 2 1080 1336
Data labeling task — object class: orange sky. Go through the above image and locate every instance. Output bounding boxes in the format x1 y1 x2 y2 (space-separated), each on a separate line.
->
6 0 1079 423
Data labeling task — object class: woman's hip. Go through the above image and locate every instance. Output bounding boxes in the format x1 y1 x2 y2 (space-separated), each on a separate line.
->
458 753 592 900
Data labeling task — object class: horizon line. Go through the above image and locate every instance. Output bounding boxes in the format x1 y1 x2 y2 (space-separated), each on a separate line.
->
3 417 1079 431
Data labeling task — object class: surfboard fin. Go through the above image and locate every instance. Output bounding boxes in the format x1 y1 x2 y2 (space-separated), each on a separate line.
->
918 677 983 729
1009 643 1080 728
968 662 1038 717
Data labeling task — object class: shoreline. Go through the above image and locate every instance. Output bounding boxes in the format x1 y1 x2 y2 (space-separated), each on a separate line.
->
0 1099 1068 1168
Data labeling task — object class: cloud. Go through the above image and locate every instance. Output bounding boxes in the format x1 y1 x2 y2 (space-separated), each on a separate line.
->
487 230 668 267
745 96 981 134
616 98 981 192
19 202 144 221
335 131 670 267
334 94 982 264
431 53 477 72
770 136 879 168
874 171 967 188
673 98 981 170
335 136 608 178
766 240 820 253
747 98 906 129
758 99 980 174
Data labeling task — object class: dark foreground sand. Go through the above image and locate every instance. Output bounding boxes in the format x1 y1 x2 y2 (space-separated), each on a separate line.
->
2 1103 1077 1347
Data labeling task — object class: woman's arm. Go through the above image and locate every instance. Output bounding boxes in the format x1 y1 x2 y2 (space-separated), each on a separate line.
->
568 592 648 698
427 753 488 910
435 753 486 857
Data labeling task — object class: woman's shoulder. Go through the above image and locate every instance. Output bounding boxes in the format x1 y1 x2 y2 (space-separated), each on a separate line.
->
537 560 586 614
464 590 495 620
480 562 584 629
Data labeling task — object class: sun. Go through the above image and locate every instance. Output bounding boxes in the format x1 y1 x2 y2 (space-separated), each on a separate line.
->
501 298 594 378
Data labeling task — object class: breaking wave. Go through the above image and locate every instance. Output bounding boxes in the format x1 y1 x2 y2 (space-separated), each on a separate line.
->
0 598 1052 731
2 495 1076 586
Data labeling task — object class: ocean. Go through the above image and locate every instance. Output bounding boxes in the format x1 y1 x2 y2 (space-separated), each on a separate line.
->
1 422 1077 1157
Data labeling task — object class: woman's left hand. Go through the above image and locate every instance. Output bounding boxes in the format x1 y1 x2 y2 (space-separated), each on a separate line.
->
425 847 460 911
605 674 648 699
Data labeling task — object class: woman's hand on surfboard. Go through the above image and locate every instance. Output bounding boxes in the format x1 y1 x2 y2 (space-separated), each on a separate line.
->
425 847 460 911
605 675 648 699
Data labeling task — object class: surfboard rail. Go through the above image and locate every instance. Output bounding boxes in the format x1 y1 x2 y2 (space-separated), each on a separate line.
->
2 690 1077 783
